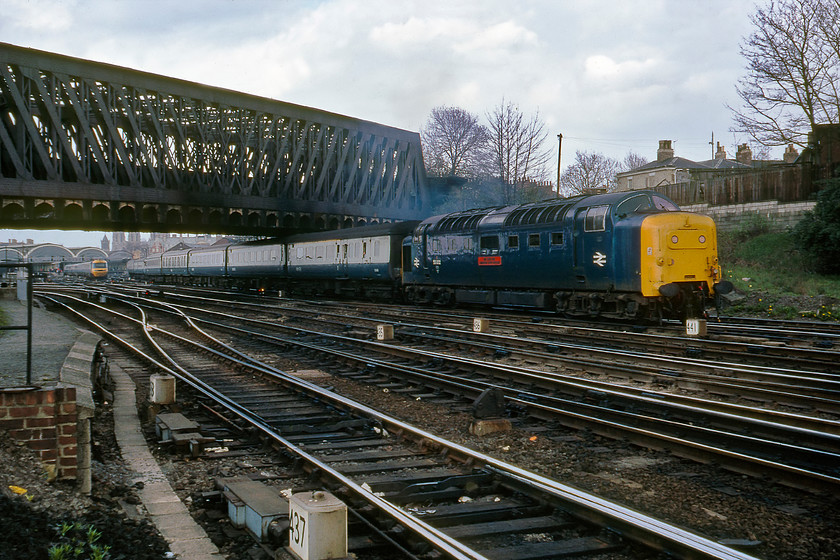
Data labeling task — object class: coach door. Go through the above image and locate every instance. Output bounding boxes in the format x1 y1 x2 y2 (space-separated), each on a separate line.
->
574 205 612 290
335 241 349 278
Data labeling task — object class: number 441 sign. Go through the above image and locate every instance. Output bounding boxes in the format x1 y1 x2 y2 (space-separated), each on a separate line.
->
685 318 708 337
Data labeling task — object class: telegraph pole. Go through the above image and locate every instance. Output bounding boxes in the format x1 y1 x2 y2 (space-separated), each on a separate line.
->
556 133 563 196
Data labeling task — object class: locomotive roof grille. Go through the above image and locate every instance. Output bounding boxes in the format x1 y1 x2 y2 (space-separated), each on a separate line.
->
433 211 494 233
504 203 573 226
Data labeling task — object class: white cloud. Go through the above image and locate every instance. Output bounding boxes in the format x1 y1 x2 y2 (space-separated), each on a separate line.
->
453 20 538 56
0 0 764 170
0 0 75 32
583 55 662 84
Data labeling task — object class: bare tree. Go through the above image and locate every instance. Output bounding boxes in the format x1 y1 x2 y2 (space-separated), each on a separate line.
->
621 151 648 172
558 150 621 196
421 106 489 178
486 99 552 204
730 0 840 147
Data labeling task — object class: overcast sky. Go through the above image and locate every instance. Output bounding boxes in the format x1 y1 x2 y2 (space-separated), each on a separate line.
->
1 0 763 247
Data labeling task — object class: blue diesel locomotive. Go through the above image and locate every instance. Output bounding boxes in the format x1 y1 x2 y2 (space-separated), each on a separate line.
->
127 190 730 320
402 190 729 319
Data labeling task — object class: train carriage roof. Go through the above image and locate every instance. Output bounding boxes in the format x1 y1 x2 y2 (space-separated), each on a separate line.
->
422 190 679 234
282 221 421 244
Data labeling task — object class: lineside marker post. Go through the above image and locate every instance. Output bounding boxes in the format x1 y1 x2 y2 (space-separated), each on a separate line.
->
376 324 394 341
473 318 490 333
685 318 707 338
289 491 347 560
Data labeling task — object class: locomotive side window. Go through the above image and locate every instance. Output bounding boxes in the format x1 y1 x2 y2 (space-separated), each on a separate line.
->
528 234 540 248
480 235 499 254
550 232 564 246
508 235 519 249
584 206 609 231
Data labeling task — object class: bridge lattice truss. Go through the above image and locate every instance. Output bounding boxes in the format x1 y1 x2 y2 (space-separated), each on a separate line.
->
0 43 428 234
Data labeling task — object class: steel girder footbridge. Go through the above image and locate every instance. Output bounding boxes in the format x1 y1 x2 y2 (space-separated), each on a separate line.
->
0 43 429 236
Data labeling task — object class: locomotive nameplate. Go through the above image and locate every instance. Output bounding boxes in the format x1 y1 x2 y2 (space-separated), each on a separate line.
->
478 256 502 266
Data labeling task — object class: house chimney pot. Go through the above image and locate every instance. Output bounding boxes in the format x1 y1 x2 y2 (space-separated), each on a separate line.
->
783 143 799 163
736 143 752 166
715 142 727 160
657 140 674 161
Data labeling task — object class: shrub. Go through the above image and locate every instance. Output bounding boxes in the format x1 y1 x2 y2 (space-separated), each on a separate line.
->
793 178 840 274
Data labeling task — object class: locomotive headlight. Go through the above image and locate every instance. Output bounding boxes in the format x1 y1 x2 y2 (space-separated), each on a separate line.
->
671 235 679 244
698 235 706 243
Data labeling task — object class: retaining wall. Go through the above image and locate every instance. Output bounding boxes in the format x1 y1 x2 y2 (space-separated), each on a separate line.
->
683 200 816 232
0 386 78 480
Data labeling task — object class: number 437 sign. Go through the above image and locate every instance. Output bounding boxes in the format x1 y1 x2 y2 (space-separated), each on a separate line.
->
289 491 347 560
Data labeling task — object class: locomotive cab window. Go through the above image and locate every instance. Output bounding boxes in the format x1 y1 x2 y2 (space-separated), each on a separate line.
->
480 235 499 254
584 206 609 232
652 195 679 211
615 195 651 217
508 235 519 249
528 234 540 248
550 232 564 246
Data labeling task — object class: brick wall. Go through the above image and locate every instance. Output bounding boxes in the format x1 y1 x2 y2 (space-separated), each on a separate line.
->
0 387 78 480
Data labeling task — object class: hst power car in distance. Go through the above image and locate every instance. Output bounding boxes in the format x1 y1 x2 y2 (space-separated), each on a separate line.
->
65 259 108 279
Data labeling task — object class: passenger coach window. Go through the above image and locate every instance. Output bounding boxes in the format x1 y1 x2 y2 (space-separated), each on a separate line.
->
551 232 564 245
584 206 609 232
528 234 540 248
508 235 519 249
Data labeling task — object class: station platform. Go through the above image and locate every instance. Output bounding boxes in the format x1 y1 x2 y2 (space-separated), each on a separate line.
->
0 297 82 387
0 296 224 559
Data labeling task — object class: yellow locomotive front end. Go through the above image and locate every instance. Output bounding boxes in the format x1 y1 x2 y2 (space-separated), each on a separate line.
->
639 212 726 316
90 260 109 278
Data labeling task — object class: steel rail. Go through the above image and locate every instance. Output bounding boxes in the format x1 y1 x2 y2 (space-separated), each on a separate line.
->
111 294 840 491
42 291 761 560
39 292 491 560
94 285 840 389
127 294 840 439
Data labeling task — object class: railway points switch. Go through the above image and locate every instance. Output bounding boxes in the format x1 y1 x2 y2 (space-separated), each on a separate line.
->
289 491 348 560
155 412 199 440
222 478 290 542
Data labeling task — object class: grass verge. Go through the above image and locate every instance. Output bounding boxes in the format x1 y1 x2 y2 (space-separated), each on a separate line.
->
718 230 840 320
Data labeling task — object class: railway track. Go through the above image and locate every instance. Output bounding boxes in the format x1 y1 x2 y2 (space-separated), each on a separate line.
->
49 286 840 492
47 285 840 493
39 289 765 560
107 283 840 373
